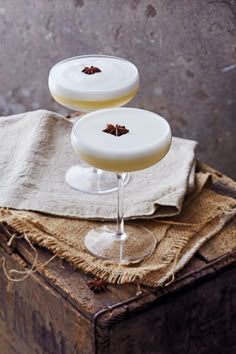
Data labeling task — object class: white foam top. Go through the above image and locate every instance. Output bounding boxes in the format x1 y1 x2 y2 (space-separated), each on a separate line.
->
49 55 139 101
72 107 171 161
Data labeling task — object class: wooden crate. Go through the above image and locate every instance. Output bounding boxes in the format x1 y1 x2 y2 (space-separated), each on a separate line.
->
0 166 236 354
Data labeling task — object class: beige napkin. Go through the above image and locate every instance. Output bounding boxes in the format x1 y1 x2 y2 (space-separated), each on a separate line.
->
0 109 197 219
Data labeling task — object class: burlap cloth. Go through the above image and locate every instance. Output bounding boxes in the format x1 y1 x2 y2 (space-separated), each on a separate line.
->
0 110 235 287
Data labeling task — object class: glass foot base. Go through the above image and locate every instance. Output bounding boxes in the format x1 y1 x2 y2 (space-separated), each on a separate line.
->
84 223 156 263
65 164 130 194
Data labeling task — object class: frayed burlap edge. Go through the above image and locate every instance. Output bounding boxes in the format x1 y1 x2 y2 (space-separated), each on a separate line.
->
141 208 236 287
0 204 235 287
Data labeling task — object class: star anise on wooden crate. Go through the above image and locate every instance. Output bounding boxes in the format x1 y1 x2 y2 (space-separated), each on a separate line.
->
82 66 101 75
87 278 107 293
103 124 129 137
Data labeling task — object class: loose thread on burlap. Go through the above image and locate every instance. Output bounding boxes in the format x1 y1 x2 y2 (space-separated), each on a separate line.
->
163 247 182 287
1 232 56 282
135 282 149 296
155 219 207 229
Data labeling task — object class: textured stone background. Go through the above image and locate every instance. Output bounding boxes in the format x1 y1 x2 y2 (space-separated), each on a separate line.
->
0 0 235 178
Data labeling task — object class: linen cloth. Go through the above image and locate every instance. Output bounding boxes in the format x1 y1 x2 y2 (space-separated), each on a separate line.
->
0 109 197 219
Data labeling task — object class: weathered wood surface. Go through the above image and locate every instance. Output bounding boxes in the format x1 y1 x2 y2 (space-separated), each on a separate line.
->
0 238 94 354
105 265 236 354
198 217 236 262
1 234 235 354
0 162 235 354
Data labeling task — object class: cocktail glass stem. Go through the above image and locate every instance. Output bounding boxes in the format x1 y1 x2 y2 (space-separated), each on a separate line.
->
93 168 103 175
84 172 156 262
116 173 125 237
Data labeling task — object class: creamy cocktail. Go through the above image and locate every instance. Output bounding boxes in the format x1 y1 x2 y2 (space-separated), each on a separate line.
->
72 107 171 172
48 55 139 112
71 107 172 262
48 55 140 194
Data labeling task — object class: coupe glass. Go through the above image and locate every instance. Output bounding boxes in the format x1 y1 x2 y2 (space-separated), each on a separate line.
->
71 107 172 262
48 54 139 194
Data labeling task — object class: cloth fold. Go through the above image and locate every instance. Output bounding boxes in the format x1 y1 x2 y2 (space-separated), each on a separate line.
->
0 109 197 219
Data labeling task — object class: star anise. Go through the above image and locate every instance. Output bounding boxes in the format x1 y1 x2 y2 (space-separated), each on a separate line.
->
87 278 107 293
82 66 101 75
103 124 129 137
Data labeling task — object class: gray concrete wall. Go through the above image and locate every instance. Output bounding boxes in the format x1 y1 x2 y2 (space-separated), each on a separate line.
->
0 0 235 178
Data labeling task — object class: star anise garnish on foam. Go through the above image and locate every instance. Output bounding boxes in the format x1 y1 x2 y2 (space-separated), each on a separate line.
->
82 66 101 75
103 124 129 137
87 278 107 293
